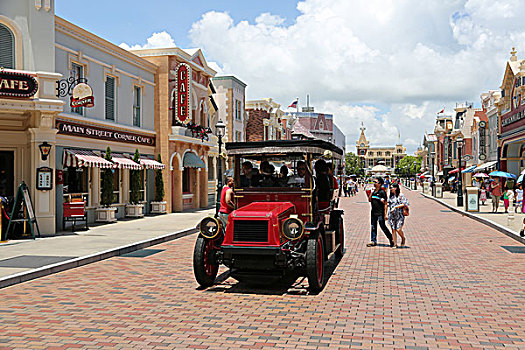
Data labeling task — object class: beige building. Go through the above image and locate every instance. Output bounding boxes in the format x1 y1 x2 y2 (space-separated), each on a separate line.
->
132 48 218 212
356 124 407 175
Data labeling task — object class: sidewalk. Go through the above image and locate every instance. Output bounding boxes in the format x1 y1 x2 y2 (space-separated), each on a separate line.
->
409 185 525 244
0 208 213 287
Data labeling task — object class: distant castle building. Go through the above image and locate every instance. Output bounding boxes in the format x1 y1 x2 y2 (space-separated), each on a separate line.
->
356 124 407 175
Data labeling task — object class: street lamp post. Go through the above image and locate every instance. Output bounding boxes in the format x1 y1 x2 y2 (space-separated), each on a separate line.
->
456 137 464 207
215 119 226 217
431 151 436 196
413 161 417 190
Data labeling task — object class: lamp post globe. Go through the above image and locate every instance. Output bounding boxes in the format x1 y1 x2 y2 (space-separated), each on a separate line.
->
215 119 226 217
456 137 464 207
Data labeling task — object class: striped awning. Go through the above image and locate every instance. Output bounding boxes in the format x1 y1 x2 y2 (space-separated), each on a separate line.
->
112 154 142 170
63 149 115 169
140 158 165 170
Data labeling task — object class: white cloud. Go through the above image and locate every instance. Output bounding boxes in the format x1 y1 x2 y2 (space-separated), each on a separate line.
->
120 31 176 51
185 1 525 153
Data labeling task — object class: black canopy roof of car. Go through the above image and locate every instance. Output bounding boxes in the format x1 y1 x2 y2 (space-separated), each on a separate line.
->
225 139 343 157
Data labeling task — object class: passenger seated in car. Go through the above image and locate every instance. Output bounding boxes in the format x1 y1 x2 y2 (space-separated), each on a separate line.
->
260 161 276 187
288 161 307 187
240 161 260 187
314 159 331 210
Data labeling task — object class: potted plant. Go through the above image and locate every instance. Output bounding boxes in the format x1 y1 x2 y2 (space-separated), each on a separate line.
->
95 147 117 222
151 153 167 214
126 149 144 218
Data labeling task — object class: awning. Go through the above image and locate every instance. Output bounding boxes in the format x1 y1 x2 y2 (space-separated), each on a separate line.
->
112 154 142 170
449 168 464 174
63 149 115 169
461 165 477 173
474 160 498 172
140 158 165 170
183 152 205 168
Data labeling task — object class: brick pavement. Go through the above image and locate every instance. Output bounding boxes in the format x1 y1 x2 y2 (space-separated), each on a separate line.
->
0 189 524 349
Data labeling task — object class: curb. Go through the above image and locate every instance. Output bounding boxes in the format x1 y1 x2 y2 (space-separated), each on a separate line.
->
0 227 197 289
419 192 525 245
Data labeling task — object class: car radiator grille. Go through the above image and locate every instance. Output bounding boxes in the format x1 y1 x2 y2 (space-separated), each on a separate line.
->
233 220 268 242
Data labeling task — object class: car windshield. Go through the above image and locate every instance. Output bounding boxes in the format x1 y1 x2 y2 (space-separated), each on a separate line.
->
237 154 311 189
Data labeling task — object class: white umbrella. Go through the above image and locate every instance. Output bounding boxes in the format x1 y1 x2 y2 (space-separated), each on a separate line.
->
474 173 489 178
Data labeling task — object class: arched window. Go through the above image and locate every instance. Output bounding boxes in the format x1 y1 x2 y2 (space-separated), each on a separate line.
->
0 24 15 69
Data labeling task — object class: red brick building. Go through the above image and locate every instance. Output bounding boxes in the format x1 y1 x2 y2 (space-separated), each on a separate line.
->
245 98 294 141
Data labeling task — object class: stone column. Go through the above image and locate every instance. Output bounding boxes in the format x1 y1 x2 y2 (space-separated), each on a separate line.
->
27 113 58 235
172 168 183 212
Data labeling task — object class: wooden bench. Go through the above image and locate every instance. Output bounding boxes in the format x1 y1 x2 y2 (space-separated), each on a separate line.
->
63 201 88 231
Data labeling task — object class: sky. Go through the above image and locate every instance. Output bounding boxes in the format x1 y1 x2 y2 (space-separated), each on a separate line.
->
56 0 525 154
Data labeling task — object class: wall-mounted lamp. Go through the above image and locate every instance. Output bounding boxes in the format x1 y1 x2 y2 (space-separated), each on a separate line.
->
39 142 52 161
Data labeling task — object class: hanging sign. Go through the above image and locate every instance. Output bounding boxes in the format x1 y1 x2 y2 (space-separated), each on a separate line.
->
70 82 94 108
174 63 191 124
0 70 38 98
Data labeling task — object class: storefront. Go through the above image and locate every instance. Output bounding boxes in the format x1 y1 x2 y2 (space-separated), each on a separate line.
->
497 49 525 174
55 118 163 229
132 47 218 212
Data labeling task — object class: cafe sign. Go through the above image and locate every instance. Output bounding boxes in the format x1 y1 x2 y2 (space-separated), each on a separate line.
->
56 120 155 146
174 63 191 124
0 70 38 98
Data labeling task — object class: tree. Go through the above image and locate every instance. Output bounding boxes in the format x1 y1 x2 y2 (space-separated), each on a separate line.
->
101 147 114 207
154 153 165 202
129 149 142 204
396 155 422 176
345 152 364 176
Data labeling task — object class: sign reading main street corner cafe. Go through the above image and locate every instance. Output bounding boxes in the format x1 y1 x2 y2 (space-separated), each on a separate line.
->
56 120 155 146
174 63 191 124
0 70 38 98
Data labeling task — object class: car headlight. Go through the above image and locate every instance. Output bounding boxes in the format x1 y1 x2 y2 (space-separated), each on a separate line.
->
282 217 304 241
199 217 221 239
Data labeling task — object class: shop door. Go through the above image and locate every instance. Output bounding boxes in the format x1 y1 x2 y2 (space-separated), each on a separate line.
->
0 151 14 198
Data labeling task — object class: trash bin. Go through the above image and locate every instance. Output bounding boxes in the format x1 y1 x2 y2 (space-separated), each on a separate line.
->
423 182 430 194
435 183 443 198
466 186 479 212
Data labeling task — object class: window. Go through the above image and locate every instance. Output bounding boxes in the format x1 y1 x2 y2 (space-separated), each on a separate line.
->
129 170 145 202
105 76 116 120
369 152 374 156
377 152 382 156
208 156 215 181
0 24 15 69
63 167 88 195
133 86 141 127
235 100 242 120
386 151 390 156
112 169 120 203
183 168 191 193
70 63 84 115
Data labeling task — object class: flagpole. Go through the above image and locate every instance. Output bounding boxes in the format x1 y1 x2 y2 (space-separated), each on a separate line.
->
296 97 299 113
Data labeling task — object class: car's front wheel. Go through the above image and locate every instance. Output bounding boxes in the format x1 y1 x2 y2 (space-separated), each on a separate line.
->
193 237 219 287
306 235 325 292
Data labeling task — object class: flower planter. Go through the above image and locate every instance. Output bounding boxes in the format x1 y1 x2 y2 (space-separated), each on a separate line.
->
150 201 167 214
125 203 144 218
95 206 117 223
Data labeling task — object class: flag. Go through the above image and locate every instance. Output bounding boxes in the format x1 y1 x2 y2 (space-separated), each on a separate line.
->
438 108 444 114
288 100 298 108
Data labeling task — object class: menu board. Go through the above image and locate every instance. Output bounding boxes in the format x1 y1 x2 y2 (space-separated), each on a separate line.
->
36 167 53 191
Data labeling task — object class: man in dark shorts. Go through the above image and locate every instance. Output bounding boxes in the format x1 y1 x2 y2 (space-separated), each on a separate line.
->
367 177 394 247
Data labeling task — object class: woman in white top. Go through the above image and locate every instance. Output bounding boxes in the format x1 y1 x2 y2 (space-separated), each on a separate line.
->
515 184 523 213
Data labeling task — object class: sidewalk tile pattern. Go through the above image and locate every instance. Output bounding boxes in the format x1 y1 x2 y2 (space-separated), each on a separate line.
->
0 190 524 349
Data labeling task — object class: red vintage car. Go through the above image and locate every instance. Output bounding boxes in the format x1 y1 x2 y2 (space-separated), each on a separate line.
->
193 139 345 292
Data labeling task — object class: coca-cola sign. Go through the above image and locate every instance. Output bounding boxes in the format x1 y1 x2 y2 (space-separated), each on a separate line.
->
0 70 38 98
